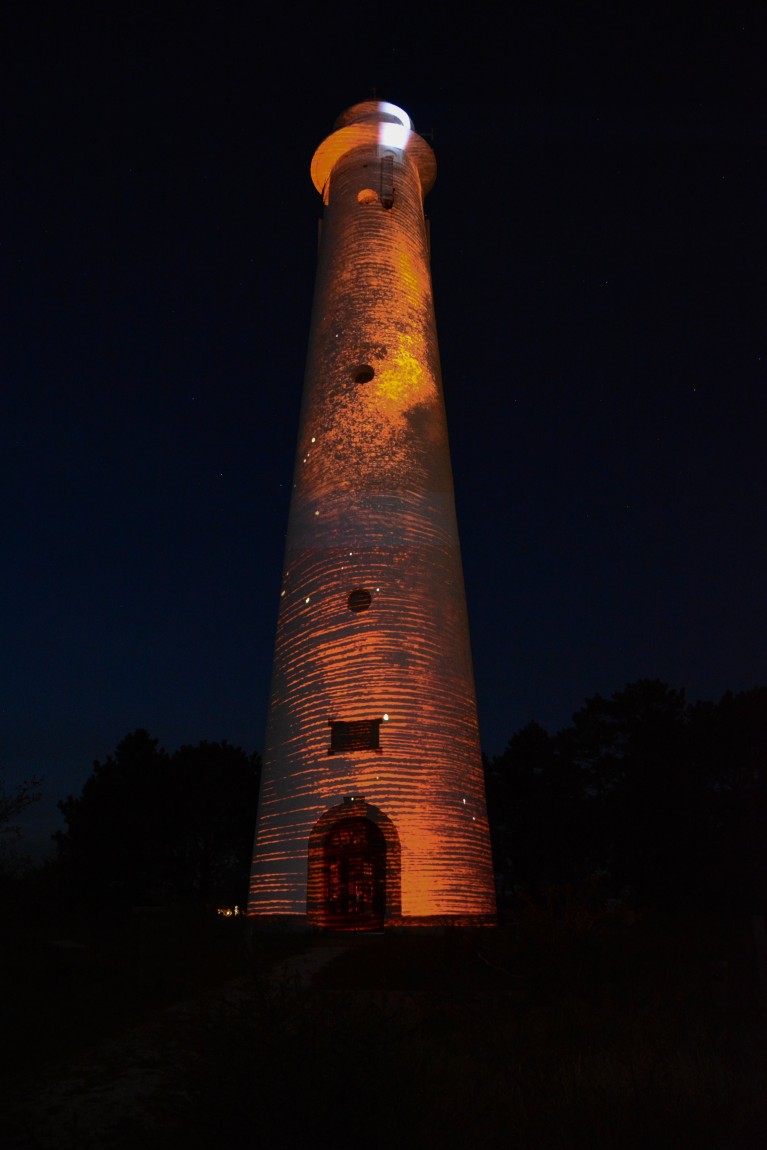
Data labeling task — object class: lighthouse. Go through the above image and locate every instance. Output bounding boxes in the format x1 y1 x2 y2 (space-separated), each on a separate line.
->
248 100 496 928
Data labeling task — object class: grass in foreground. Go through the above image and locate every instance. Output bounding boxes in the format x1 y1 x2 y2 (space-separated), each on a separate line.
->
2 896 765 1148
183 904 766 1149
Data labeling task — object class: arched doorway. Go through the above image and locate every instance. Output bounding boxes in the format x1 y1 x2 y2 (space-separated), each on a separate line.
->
323 816 385 931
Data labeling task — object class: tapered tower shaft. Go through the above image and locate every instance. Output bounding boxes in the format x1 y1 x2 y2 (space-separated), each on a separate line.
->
249 101 496 927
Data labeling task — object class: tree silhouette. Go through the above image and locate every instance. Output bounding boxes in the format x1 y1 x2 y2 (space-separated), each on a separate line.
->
561 680 699 905
486 721 586 900
0 772 42 878
687 688 767 910
56 731 260 908
487 681 767 913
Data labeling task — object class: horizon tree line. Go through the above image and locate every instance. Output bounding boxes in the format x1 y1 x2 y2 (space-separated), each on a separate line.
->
3 678 764 916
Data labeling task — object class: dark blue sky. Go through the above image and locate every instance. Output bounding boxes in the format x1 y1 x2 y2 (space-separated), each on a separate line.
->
4 4 765 856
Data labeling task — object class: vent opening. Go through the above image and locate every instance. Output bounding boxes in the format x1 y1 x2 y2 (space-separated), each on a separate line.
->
348 588 372 613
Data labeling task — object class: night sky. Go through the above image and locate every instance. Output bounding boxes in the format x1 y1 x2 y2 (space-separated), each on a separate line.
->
5 5 765 856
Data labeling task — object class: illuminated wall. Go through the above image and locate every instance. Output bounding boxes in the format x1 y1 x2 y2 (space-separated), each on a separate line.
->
248 101 496 927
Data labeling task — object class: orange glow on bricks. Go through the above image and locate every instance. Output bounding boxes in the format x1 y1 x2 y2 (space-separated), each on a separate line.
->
248 101 496 928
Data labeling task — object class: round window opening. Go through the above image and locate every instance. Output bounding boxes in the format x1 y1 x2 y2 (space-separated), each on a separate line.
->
351 364 375 384
357 188 378 205
348 588 372 613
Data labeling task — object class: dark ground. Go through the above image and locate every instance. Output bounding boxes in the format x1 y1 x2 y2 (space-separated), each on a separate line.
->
2 899 766 1148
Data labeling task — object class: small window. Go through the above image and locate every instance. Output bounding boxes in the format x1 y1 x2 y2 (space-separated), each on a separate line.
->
381 154 394 209
351 364 374 384
357 188 378 205
348 588 372 613
328 719 382 755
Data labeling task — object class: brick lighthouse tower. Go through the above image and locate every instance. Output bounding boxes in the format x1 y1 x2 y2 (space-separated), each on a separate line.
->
248 100 496 928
